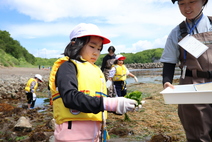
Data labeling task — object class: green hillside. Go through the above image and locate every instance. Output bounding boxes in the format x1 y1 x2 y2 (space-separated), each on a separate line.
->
0 30 164 67
96 48 164 66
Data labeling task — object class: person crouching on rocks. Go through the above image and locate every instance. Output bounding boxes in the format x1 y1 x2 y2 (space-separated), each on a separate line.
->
25 74 43 109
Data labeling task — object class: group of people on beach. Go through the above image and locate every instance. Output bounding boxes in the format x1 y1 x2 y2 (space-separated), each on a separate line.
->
25 0 212 141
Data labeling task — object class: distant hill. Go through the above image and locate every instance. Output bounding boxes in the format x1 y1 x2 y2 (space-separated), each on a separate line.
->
0 30 58 67
0 49 19 67
96 48 164 66
0 30 164 67
0 30 36 66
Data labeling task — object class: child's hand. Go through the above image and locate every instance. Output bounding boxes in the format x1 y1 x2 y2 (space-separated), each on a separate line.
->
103 97 137 114
116 97 137 114
164 82 174 89
134 76 138 82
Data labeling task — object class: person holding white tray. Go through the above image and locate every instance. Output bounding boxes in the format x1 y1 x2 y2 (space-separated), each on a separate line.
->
160 0 212 141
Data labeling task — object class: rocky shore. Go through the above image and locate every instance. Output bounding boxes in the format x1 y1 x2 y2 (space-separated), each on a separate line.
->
126 62 163 69
0 67 54 142
0 66 185 142
0 67 50 99
0 63 164 100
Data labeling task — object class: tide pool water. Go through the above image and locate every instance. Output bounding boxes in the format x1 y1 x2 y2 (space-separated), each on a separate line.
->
34 98 48 108
127 68 180 84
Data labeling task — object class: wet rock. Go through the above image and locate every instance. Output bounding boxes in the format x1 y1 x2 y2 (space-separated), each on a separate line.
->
126 62 163 69
31 132 46 141
4 130 18 141
150 134 172 142
49 135 55 142
21 104 28 109
109 125 130 137
0 103 15 112
47 118 55 130
14 116 32 132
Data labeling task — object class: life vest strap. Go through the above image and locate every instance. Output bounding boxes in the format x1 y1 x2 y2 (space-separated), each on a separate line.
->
52 91 107 101
52 93 60 101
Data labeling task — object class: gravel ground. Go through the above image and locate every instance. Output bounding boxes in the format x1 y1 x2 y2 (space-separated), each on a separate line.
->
0 67 50 79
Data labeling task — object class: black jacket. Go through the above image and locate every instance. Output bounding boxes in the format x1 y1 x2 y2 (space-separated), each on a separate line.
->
100 54 116 71
56 61 104 114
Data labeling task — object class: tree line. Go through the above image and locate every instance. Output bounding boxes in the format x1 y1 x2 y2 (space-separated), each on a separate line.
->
95 48 163 66
0 30 164 67
0 30 36 65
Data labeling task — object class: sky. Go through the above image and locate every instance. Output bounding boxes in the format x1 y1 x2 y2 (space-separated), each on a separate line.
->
0 0 212 59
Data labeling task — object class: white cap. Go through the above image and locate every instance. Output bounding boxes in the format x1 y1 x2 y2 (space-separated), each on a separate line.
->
35 74 43 82
115 55 126 60
69 23 110 44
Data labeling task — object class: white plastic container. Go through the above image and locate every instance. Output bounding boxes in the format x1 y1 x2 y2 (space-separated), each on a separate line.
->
160 84 212 104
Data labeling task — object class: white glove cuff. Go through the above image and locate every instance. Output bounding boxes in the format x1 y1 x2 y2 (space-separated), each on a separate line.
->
103 97 118 112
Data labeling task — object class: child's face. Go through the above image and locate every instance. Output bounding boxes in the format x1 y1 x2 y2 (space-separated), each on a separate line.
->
117 60 124 66
80 36 103 64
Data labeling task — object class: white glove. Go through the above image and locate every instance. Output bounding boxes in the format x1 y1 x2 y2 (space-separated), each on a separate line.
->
141 100 146 105
134 76 138 82
135 104 142 111
116 97 137 114
106 80 112 88
33 93 37 101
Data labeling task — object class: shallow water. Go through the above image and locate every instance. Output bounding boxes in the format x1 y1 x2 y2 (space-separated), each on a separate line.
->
34 98 48 108
128 68 180 84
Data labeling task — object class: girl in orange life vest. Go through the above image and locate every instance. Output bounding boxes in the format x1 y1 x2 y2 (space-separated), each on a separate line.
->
49 23 137 142
108 55 138 97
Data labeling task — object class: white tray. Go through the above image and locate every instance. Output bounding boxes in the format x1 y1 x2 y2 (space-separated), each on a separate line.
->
160 83 212 104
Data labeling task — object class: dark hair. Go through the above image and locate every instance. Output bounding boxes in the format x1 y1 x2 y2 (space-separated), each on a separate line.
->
172 0 208 5
108 46 115 52
113 59 124 65
114 60 118 64
63 36 103 62
204 0 208 6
